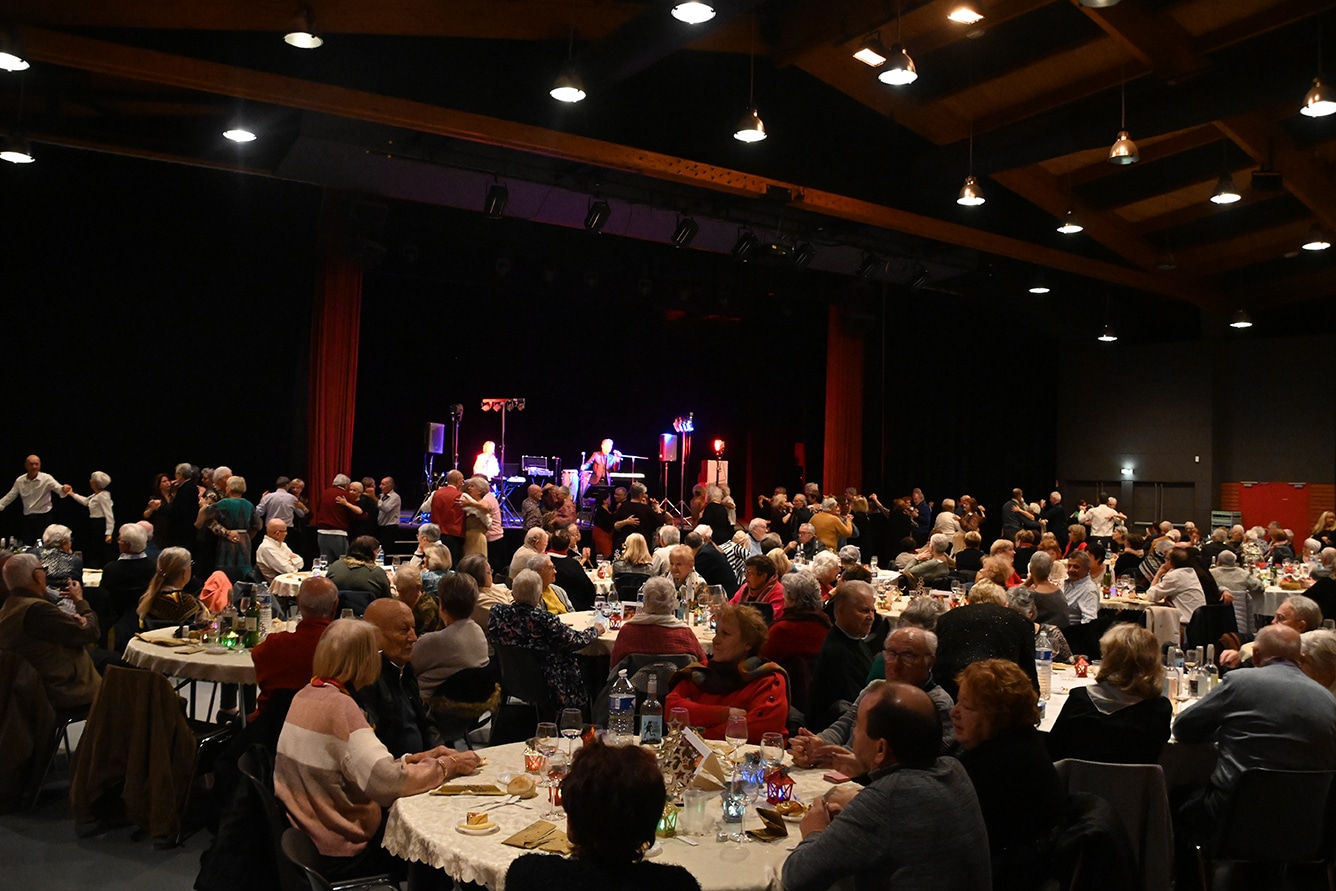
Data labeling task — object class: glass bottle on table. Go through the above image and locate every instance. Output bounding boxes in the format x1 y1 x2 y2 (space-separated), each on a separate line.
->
640 675 664 746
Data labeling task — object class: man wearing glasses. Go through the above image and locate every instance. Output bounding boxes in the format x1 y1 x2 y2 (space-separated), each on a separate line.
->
0 554 102 709
789 626 955 770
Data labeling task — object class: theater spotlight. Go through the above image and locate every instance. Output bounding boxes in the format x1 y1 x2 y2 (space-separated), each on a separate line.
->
712 439 725 457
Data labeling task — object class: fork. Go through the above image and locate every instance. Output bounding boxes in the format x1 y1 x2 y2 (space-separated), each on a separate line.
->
478 795 519 812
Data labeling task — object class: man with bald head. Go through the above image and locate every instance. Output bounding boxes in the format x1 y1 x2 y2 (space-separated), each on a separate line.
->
792 626 955 767
0 454 70 545
249 576 338 718
1175 623 1336 829
355 598 444 756
255 518 305 583
783 681 990 891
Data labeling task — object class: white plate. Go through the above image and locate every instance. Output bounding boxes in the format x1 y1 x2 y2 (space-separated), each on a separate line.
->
455 822 500 836
202 646 231 655
644 840 664 858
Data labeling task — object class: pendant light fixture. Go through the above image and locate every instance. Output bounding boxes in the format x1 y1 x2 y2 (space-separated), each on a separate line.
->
1079 0 1122 7
1108 70 1138 165
956 121 984 205
1301 23 1334 118
1209 172 1241 204
671 2 716 25
1056 209 1083 234
283 5 323 49
1 73 33 164
550 28 586 103
1302 224 1332 251
0 28 30 71
878 2 917 86
733 29 766 143
1097 292 1117 342
222 126 258 143
1229 310 1253 329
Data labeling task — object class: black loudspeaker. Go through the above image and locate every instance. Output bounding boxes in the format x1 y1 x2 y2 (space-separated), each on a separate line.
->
659 434 678 463
424 423 445 455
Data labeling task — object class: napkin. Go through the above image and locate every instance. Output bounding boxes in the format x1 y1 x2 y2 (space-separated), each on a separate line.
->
746 808 789 842
430 783 504 796
502 820 571 853
686 752 728 791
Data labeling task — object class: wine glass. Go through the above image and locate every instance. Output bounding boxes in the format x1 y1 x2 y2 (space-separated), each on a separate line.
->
1183 647 1200 674
759 732 784 772
724 714 748 761
536 721 559 760
668 707 690 734
543 751 569 820
559 708 583 757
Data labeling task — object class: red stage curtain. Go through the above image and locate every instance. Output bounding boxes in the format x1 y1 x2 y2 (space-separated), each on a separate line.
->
307 195 363 510
823 303 864 497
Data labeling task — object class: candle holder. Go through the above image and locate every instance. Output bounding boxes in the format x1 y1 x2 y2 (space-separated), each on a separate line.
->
765 768 795 804
656 799 679 837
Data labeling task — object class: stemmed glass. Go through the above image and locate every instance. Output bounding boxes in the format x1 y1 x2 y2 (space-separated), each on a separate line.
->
542 751 569 820
759 732 784 773
668 707 690 735
559 709 583 757
535 721 559 762
724 714 749 762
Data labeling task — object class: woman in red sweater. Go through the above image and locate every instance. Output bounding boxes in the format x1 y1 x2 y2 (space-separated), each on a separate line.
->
759 569 830 716
665 603 788 743
608 577 706 667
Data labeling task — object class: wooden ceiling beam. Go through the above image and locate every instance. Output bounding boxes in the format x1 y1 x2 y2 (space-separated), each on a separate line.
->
1175 218 1317 274
990 165 1164 272
1225 264 1336 308
1193 0 1336 56
1116 168 1291 231
1072 0 1208 83
15 24 1213 306
1216 112 1336 234
1061 124 1221 187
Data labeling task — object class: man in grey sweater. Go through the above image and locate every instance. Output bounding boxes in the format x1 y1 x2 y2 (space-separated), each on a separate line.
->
782 682 991 891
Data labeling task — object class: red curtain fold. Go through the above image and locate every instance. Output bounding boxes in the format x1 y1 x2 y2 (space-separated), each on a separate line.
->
307 195 363 511
823 303 864 497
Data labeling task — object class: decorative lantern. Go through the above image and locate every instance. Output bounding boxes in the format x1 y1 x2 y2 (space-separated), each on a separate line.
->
1074 655 1089 678
656 799 679 837
765 768 795 804
609 611 623 630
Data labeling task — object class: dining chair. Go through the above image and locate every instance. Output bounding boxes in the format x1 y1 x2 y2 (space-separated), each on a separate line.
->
1054 758 1173 891
280 827 398 891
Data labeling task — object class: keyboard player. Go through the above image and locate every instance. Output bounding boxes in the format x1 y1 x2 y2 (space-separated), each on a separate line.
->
611 482 665 551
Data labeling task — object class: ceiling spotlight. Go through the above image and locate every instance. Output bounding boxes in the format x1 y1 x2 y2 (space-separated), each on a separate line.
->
584 200 610 233
0 29 30 71
1302 224 1332 251
1097 325 1118 343
1229 309 1253 329
956 175 985 206
484 183 508 220
223 127 257 143
671 2 716 25
1302 76 1335 118
792 243 816 268
0 133 34 164
1056 209 1083 234
947 6 984 24
733 106 767 143
732 230 759 261
550 67 586 103
855 253 878 280
878 45 917 85
670 217 699 249
854 34 889 67
1209 172 1241 205
283 5 323 49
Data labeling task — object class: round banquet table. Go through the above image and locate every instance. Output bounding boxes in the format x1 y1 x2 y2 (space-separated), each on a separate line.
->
1099 596 1183 647
559 610 715 657
122 624 270 686
271 571 311 600
584 569 614 596
383 739 835 891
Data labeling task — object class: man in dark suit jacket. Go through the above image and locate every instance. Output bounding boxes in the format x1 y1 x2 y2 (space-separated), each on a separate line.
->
547 528 596 611
162 463 200 553
356 599 444 756
807 582 880 730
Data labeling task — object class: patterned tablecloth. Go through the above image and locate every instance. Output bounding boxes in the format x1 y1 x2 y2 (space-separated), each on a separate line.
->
384 740 835 891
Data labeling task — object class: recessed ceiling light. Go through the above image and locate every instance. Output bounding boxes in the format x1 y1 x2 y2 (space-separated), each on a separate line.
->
947 7 984 25
853 35 889 67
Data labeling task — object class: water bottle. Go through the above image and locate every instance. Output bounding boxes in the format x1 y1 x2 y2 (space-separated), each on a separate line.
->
1035 629 1053 701
256 585 273 636
1163 648 1181 699
1172 646 1185 674
1203 644 1219 693
608 669 636 740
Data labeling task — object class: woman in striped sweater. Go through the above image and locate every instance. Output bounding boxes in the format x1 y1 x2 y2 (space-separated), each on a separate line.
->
275 619 480 879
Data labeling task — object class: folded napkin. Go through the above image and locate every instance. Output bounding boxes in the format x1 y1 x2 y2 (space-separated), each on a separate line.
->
746 807 789 842
502 820 571 853
135 633 198 649
686 752 728 792
430 783 504 796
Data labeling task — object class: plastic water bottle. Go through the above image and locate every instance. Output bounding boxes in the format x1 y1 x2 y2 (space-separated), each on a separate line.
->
1035 629 1053 701
608 669 636 741
256 585 273 636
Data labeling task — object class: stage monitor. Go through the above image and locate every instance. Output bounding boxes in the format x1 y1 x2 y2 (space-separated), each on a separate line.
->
424 422 445 455
659 433 678 463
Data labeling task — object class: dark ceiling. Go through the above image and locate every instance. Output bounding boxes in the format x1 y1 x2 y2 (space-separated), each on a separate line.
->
1 0 1334 323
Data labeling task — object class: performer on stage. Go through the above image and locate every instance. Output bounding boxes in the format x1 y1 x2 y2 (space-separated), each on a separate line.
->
581 439 621 487
472 441 500 480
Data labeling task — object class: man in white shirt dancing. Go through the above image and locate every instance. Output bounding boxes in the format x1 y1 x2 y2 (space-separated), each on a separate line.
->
0 455 70 545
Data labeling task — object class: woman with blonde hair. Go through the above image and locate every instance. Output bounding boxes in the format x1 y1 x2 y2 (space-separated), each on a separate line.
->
1046 623 1170 764
277 619 479 881
1312 511 1336 551
136 546 210 627
420 541 453 596
611 533 653 581
766 547 792 577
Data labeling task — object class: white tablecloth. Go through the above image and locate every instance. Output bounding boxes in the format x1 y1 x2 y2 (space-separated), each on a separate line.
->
559 610 715 657
1100 597 1182 647
271 571 310 600
82 569 103 588
1261 585 1296 616
122 624 287 685
384 740 836 891
1038 670 1097 732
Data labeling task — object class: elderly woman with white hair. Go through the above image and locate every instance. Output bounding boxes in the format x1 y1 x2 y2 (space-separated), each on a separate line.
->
1301 629 1336 696
201 475 261 582
68 471 115 567
458 476 502 557
608 576 706 667
759 569 831 711
809 497 855 551
901 533 955 587
488 569 605 711
39 524 84 588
